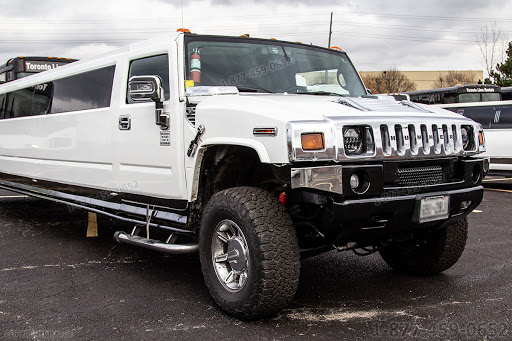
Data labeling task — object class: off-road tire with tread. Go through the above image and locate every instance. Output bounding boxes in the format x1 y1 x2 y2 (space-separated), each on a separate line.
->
199 186 300 319
379 217 468 275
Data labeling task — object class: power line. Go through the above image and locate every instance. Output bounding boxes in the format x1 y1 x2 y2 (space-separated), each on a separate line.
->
0 21 510 36
333 11 512 23
0 10 510 26
0 11 330 25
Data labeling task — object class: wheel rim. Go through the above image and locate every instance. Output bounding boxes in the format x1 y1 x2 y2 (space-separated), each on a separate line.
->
211 219 249 292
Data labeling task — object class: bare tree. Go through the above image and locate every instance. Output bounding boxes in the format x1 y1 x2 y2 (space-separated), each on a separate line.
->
477 23 508 79
433 71 478 88
361 68 416 94
360 73 378 93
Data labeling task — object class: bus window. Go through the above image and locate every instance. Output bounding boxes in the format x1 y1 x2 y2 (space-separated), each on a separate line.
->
16 72 34 80
128 54 170 103
415 94 430 104
430 93 443 104
444 93 457 104
32 83 53 115
0 72 5 84
482 92 501 102
502 87 512 100
458 93 480 103
0 93 5 118
5 87 34 118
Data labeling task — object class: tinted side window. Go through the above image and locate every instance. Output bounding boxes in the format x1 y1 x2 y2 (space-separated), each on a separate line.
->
128 54 169 103
51 66 115 113
490 104 512 129
460 107 493 129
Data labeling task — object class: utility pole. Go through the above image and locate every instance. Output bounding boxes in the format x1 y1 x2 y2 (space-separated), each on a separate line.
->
328 11 333 48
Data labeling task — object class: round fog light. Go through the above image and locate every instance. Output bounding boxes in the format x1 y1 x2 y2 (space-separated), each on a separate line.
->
472 163 481 184
349 171 371 195
350 174 360 190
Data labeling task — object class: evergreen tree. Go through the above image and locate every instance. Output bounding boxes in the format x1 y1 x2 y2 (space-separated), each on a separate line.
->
490 42 512 86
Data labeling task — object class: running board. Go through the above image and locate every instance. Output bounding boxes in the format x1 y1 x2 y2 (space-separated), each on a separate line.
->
114 231 199 254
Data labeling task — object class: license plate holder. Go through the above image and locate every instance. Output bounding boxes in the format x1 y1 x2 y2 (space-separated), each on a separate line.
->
415 195 450 223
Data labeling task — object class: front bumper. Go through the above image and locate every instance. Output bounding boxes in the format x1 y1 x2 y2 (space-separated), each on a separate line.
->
326 185 483 244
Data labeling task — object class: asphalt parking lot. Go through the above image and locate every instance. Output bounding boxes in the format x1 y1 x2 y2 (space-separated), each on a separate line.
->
1 178 512 341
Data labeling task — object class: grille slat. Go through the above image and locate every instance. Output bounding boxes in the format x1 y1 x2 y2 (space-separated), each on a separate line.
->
397 165 444 186
186 106 196 125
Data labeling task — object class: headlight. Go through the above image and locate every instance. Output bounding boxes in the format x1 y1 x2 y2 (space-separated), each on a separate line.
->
343 126 374 156
343 127 363 154
461 125 474 151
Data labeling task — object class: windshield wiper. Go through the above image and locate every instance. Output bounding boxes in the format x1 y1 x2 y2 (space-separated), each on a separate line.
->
297 91 344 96
236 86 273 93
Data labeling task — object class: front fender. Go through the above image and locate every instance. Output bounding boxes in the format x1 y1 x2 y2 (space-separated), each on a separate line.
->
199 138 271 163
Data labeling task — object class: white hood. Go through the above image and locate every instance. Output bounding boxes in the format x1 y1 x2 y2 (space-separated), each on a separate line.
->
195 93 468 122
193 93 481 164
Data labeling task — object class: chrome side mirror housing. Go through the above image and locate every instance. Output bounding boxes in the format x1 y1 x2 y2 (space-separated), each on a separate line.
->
128 76 168 130
128 76 164 103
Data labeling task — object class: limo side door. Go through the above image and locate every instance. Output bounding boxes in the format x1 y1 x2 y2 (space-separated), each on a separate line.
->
114 51 187 202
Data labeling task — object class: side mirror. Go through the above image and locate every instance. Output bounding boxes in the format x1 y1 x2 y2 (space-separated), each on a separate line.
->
128 76 164 103
128 76 169 130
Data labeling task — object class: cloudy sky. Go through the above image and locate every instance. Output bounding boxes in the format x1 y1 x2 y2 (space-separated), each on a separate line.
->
1 0 511 77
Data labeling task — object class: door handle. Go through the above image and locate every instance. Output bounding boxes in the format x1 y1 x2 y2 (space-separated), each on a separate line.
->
119 115 131 130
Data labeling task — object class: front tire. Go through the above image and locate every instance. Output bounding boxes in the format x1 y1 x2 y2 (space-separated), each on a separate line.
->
380 217 468 275
199 187 300 319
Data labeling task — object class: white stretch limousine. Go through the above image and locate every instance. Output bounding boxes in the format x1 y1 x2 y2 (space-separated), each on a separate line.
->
0 31 487 319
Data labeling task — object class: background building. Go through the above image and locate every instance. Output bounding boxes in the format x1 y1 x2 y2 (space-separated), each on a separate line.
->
360 70 484 91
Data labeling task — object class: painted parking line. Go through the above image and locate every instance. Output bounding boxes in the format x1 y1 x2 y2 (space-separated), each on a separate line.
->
484 188 512 194
473 210 483 213
482 177 512 182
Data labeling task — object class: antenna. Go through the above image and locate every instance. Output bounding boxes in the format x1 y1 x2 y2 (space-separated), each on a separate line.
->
328 11 333 48
181 0 184 28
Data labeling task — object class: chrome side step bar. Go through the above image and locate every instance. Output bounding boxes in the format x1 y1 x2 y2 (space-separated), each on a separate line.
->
114 231 199 254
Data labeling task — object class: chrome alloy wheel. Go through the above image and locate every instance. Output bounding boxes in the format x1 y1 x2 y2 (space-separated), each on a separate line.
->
211 219 249 292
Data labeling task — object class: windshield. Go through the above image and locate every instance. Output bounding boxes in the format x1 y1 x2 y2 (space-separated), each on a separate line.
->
185 36 366 97
16 72 32 79
458 92 501 103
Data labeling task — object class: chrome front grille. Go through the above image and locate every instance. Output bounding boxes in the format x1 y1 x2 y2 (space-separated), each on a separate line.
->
328 116 480 162
375 122 472 158
397 166 444 186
